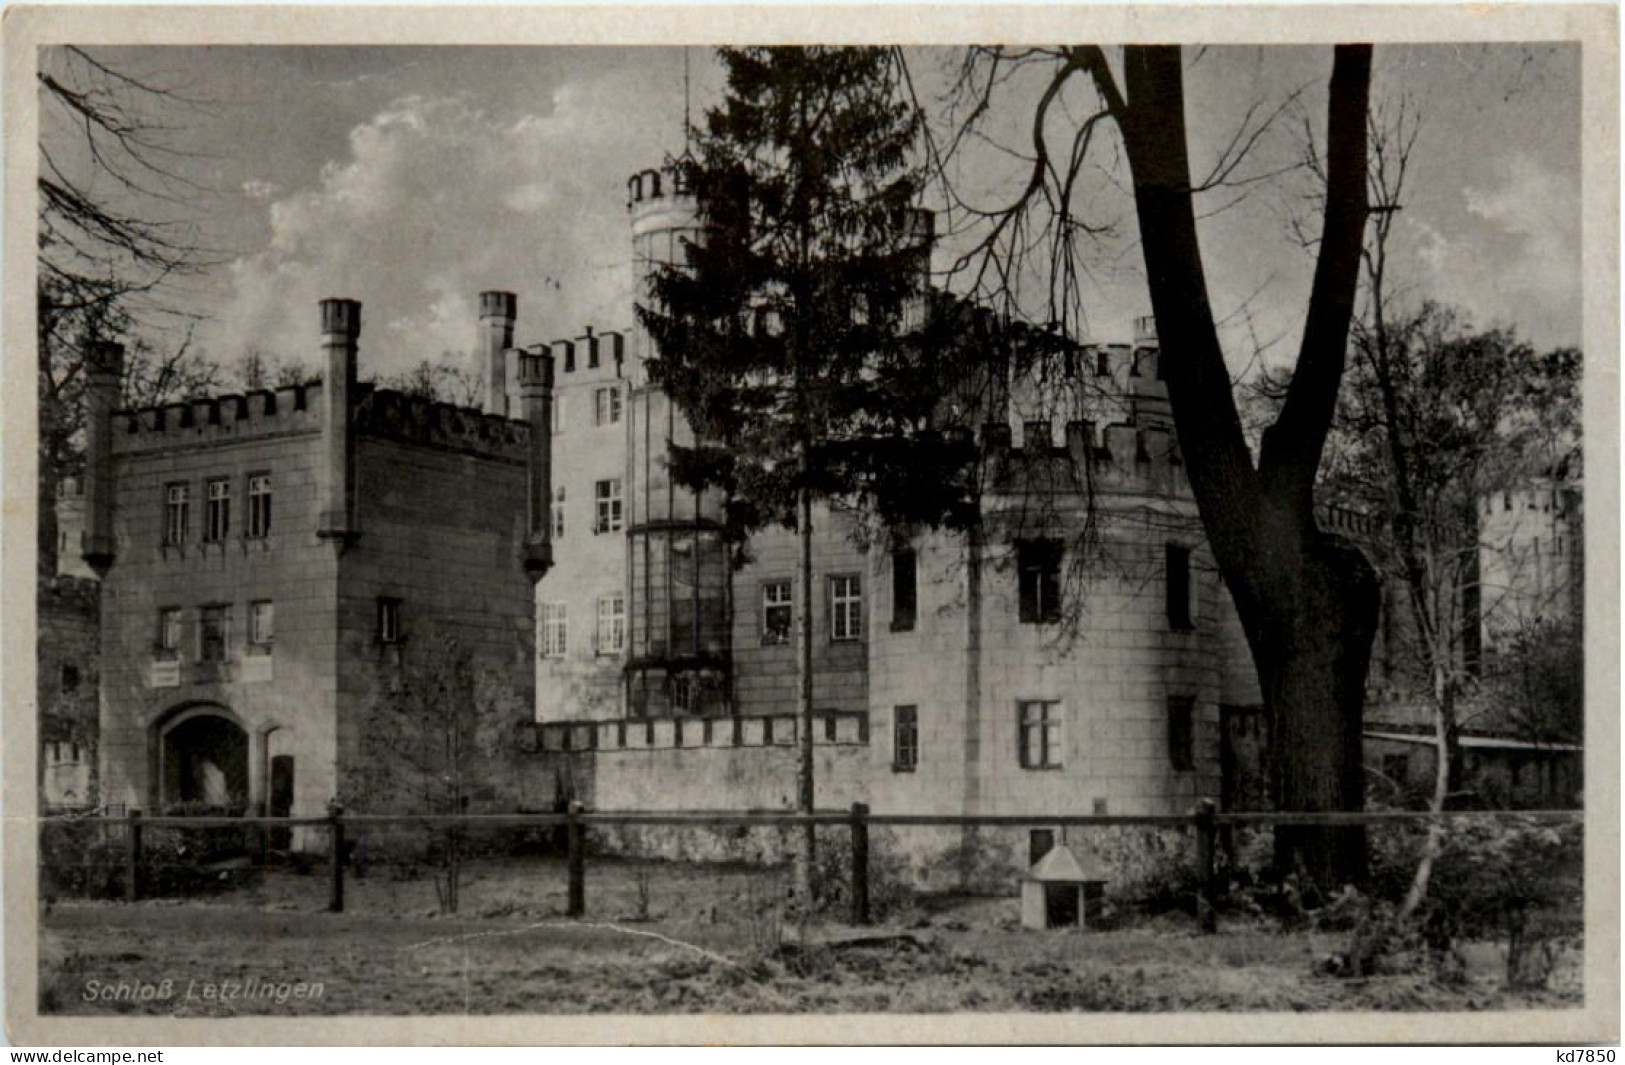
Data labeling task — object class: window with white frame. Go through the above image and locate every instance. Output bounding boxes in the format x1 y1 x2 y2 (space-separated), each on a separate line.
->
249 600 275 649
830 574 862 642
762 580 792 645
247 474 272 538
164 483 190 545
1017 699 1062 769
552 486 566 540
597 594 626 654
542 603 568 657
594 479 623 533
594 385 623 426
204 479 231 542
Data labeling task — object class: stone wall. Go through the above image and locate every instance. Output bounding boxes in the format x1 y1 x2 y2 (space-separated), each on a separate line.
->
335 433 536 809
98 422 340 817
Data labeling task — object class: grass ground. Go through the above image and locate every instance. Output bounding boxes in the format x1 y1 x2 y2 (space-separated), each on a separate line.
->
39 856 1582 1016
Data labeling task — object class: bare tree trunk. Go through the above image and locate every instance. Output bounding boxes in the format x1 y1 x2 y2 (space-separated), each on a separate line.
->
1399 675 1454 920
1100 45 1379 887
1254 517 1379 887
793 481 816 909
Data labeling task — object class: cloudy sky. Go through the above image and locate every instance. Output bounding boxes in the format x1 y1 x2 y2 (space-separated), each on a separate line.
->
43 44 1581 386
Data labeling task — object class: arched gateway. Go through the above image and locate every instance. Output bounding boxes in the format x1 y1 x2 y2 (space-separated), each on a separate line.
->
155 705 249 812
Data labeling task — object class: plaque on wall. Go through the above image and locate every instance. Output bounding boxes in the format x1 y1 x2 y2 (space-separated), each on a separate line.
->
240 654 274 684
148 658 180 688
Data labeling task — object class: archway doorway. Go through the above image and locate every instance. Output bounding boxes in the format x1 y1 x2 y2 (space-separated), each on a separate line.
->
159 709 249 812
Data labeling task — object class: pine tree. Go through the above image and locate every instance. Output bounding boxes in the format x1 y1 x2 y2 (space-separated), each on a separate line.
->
640 47 981 907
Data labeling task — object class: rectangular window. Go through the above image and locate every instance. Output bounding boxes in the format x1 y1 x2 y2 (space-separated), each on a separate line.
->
1018 699 1062 769
204 479 231 542
1166 544 1193 630
158 607 183 654
552 394 565 435
247 474 272 538
552 486 566 540
60 664 81 694
830 574 862 642
249 600 275 648
1017 540 1062 624
1167 695 1195 772
594 386 623 426
1095 349 1110 376
594 478 623 533
893 704 918 772
198 604 231 663
891 548 917 631
1029 828 1056 865
596 594 626 654
376 597 401 644
542 603 568 657
762 580 792 645
163 483 190 546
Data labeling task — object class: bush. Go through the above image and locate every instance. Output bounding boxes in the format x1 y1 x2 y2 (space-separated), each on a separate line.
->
40 816 260 901
808 829 914 922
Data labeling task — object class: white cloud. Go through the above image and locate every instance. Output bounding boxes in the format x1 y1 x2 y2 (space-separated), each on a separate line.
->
216 78 657 379
1407 151 1580 346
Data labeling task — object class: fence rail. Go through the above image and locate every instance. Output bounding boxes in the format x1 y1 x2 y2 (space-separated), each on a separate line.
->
44 802 1583 931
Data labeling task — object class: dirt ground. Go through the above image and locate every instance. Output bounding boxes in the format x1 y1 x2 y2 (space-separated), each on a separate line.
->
39 857 1583 1016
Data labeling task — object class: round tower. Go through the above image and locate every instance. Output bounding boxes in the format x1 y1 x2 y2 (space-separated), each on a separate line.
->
624 162 730 718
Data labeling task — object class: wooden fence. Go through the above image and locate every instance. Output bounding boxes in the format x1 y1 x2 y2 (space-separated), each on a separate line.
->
50 802 1582 933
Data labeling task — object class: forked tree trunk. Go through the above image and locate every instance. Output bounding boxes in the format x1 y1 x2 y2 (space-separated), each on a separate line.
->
1101 45 1379 887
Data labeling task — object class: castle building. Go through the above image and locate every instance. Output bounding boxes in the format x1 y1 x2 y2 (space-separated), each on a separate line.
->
521 163 1260 840
83 301 554 819
59 156 1581 839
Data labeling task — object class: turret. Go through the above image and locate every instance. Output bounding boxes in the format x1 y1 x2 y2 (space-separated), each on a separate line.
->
81 340 123 577
317 298 361 549
479 291 517 416
518 347 556 582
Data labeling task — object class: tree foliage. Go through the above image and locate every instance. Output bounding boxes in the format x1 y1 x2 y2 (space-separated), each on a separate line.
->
640 47 987 540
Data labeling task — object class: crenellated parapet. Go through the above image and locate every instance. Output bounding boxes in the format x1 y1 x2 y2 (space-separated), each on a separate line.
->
113 383 325 455
109 381 531 463
980 416 1188 499
353 387 530 463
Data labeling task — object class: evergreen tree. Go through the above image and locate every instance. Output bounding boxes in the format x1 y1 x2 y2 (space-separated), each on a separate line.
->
640 47 982 906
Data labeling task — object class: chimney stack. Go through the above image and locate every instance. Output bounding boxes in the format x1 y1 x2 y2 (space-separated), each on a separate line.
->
479 291 517 416
318 298 361 548
518 347 556 582
81 340 123 577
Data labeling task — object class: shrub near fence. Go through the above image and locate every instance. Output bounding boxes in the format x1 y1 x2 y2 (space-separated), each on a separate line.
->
44 805 1583 945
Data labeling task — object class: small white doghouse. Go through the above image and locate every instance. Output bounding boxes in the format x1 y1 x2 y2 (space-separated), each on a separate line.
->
1020 844 1109 931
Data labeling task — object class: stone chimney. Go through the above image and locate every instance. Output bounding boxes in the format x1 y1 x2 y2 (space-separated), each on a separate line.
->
81 340 123 577
318 298 361 548
479 291 516 416
518 347 556 582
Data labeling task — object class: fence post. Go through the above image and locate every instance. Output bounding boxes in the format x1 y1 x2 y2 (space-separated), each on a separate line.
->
1194 798 1217 934
124 809 143 903
850 802 870 926
327 801 345 914
566 801 585 918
